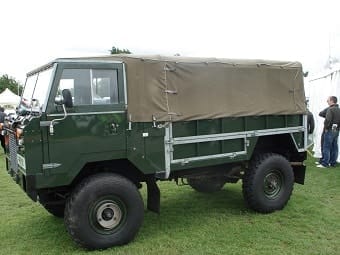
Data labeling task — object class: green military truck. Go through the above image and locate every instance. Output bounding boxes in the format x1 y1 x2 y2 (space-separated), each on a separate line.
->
3 55 310 250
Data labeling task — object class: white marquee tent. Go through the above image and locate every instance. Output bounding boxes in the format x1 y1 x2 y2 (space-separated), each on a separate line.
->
0 88 20 111
306 63 340 161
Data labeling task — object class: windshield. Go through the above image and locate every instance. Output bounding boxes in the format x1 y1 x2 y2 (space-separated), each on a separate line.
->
21 65 55 111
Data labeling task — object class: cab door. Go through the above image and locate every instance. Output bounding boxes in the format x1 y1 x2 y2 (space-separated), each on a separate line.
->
45 62 127 177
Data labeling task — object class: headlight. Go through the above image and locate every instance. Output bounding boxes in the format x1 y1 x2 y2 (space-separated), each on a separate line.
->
16 128 23 139
16 128 24 146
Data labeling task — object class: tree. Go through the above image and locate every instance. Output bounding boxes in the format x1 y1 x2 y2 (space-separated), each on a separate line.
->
109 46 132 55
0 74 23 95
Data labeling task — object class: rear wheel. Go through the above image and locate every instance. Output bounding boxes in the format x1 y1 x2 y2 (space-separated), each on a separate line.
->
64 173 144 250
242 153 294 213
187 177 226 193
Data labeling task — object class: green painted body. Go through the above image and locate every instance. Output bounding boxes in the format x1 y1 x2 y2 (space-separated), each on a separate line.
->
4 60 307 201
127 114 304 174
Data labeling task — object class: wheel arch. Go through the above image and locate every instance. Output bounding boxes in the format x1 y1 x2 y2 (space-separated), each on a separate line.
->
251 134 306 184
252 134 299 159
69 159 146 191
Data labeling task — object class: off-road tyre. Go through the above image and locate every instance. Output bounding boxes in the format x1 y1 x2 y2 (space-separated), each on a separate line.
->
187 177 226 193
242 153 294 213
42 203 65 218
64 173 144 250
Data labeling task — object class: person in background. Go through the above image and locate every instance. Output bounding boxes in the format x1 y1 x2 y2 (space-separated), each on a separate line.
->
0 106 6 152
317 106 329 164
317 96 340 168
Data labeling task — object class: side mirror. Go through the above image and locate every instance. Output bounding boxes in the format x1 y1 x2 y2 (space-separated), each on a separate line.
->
55 89 73 108
62 89 73 108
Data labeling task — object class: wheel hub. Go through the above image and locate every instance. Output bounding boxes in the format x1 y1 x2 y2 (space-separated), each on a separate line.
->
264 171 282 198
96 202 122 229
102 208 114 221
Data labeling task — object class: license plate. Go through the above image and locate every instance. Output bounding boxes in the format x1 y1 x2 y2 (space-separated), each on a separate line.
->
17 154 26 170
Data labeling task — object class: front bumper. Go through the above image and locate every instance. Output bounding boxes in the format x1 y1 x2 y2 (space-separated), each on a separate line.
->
6 156 38 201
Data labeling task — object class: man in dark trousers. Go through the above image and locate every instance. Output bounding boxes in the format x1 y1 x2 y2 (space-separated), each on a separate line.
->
317 96 340 168
317 106 329 164
0 107 6 152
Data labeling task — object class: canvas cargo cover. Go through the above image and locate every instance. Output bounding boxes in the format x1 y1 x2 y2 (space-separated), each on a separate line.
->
74 55 307 122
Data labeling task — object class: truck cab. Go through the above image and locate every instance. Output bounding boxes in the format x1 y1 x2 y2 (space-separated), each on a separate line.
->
6 59 129 197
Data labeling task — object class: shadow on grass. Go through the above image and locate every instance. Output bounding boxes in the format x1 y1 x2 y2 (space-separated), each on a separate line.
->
139 183 255 240
160 185 247 215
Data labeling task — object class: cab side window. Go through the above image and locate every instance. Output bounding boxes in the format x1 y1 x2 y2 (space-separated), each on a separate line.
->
92 70 119 104
57 69 119 105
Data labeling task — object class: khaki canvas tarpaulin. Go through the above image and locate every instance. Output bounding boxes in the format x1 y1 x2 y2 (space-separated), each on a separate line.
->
86 55 307 122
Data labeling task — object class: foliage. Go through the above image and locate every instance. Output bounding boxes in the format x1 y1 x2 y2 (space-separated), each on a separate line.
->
0 74 23 95
109 46 132 55
0 153 339 255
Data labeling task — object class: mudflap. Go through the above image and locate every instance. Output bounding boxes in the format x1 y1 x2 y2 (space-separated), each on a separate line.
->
146 178 160 214
292 164 306 185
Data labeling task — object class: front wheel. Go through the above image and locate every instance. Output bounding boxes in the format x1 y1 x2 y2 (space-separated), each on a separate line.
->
64 173 144 250
242 153 294 213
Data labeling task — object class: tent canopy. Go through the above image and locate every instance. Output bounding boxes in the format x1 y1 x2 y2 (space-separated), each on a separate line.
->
307 63 340 161
0 88 20 107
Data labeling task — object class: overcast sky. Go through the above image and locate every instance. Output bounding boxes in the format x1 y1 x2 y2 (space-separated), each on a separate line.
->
1 0 340 84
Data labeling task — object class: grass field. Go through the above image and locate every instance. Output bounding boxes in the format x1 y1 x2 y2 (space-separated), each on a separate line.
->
0 153 339 255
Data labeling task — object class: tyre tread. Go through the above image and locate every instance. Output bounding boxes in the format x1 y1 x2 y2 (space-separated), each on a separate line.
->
242 153 294 213
64 173 143 250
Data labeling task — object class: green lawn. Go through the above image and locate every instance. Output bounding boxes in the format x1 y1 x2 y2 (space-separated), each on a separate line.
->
0 153 339 255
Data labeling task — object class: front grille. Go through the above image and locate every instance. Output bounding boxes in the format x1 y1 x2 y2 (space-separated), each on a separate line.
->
9 133 18 173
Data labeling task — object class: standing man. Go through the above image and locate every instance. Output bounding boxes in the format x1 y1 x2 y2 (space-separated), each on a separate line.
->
0 106 6 152
318 96 340 168
317 106 329 164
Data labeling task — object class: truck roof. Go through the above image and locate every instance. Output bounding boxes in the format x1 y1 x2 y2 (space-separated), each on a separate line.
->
55 54 302 68
28 55 306 122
